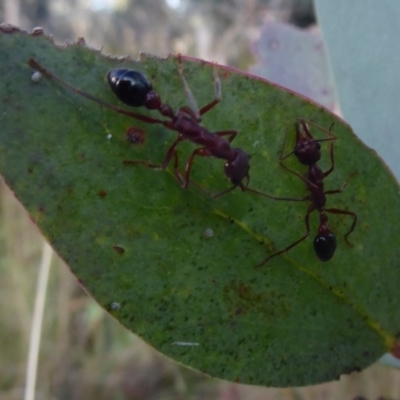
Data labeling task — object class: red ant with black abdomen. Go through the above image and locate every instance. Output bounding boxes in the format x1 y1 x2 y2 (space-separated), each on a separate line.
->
247 118 357 266
28 56 250 194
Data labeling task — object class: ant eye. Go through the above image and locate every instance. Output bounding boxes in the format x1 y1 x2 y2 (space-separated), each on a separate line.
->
107 69 153 107
315 141 321 150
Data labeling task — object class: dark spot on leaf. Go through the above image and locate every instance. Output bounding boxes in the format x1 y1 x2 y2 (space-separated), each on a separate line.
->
237 284 250 299
98 190 107 198
223 280 290 320
126 127 146 145
221 70 230 79
113 245 125 254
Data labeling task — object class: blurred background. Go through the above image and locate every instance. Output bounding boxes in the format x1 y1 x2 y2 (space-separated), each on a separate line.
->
1 0 400 399
1 0 316 67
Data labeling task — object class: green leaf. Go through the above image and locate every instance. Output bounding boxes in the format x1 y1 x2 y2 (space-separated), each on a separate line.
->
1 26 399 387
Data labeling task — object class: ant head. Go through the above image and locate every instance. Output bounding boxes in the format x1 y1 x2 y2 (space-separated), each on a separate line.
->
294 138 321 165
107 69 154 107
313 215 336 261
224 149 250 186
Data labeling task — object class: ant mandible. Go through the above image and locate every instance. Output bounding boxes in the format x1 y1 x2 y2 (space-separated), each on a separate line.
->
27 56 250 194
247 118 357 266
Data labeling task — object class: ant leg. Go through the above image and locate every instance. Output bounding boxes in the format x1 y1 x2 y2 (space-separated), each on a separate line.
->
325 172 357 195
299 118 337 143
214 130 237 143
178 130 243 189
176 55 221 118
28 59 165 125
123 135 184 170
325 208 357 246
245 186 309 202
211 185 238 198
198 64 221 116
279 161 318 189
323 141 335 177
123 159 161 169
127 147 199 190
256 204 314 267
173 151 209 189
172 150 185 186
209 174 248 198
180 174 237 198
178 145 248 194
177 54 201 120
180 147 210 189
279 123 296 162
297 118 314 140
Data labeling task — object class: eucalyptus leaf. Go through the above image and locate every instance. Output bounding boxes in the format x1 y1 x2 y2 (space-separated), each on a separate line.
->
1 26 399 387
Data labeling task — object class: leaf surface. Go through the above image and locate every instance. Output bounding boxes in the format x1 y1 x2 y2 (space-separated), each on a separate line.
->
0 26 399 387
